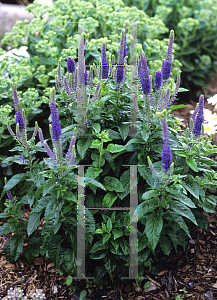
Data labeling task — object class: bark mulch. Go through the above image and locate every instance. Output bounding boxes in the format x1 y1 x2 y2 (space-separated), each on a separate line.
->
1 75 217 300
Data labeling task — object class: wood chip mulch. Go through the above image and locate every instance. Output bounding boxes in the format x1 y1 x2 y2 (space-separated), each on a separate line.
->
0 209 217 300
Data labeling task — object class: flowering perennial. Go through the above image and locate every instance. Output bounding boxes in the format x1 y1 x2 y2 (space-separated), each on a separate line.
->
116 29 125 84
162 30 174 81
67 56 76 73
102 42 109 79
193 95 204 137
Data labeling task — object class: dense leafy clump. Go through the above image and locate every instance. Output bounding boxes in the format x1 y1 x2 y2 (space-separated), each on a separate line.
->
1 29 217 287
0 0 181 189
123 0 217 92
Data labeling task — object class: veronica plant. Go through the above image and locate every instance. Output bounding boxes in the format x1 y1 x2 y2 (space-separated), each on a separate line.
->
1 29 217 288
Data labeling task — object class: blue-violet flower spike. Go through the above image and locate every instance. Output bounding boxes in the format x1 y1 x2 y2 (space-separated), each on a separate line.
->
162 30 174 80
49 88 62 141
193 95 204 138
116 30 125 84
11 84 25 130
140 51 151 95
159 114 172 173
154 71 162 93
67 57 76 73
102 42 109 79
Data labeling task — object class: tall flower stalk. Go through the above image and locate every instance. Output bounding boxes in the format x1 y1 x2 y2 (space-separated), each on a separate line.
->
162 30 174 84
193 95 204 138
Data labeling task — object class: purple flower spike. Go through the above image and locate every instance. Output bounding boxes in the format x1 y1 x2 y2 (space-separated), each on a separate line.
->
102 43 109 79
162 30 174 80
123 27 127 58
160 116 172 173
49 88 62 141
11 85 25 130
84 66 88 85
67 57 76 73
154 71 162 93
116 30 125 84
162 61 172 80
7 190 14 203
193 95 204 137
139 51 151 95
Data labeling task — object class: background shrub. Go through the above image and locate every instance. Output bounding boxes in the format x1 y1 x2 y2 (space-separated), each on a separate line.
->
122 0 217 92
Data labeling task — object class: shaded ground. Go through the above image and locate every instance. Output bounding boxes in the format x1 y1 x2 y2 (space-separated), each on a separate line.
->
1 75 217 300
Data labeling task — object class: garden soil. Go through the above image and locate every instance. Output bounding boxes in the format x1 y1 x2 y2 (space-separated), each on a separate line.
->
0 75 217 300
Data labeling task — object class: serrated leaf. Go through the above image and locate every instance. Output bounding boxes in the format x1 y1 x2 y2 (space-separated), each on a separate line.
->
164 210 191 238
103 176 125 192
85 177 105 191
170 201 198 225
106 144 125 153
10 234 24 262
92 123 101 133
27 211 42 236
90 240 109 253
85 166 102 179
182 177 199 199
170 192 196 208
145 212 163 251
102 192 118 208
0 223 12 235
142 190 159 200
77 136 93 159
112 228 124 240
43 180 55 197
118 123 129 141
131 198 159 223
159 235 172 255
186 157 198 172
119 238 129 255
107 219 112 232
103 233 111 244
3 173 26 192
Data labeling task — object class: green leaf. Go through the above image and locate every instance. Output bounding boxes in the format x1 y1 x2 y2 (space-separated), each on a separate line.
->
0 223 12 235
142 190 159 200
85 177 105 191
159 235 172 255
107 219 112 232
164 211 191 238
90 240 109 253
103 233 111 244
169 104 189 112
103 176 125 192
145 212 163 252
65 276 73 286
182 177 199 199
186 157 198 172
95 228 104 234
92 126 103 138
112 228 124 240
119 238 129 255
27 211 42 236
65 191 77 203
43 180 55 197
90 139 102 149
3 173 27 192
174 151 187 157
10 234 24 261
131 198 159 223
118 123 129 141
77 137 92 159
85 167 102 179
170 201 198 226
90 249 109 260
106 144 125 153
170 192 196 208
102 192 118 208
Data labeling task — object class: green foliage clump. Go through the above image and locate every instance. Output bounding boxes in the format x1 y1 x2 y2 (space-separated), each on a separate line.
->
0 30 217 286
122 0 217 92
